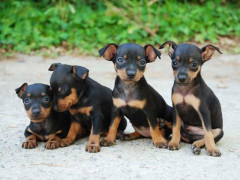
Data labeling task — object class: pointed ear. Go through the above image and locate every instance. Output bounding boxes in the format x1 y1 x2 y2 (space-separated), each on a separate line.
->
201 45 222 61
98 43 118 60
72 66 89 79
159 41 177 58
15 83 28 98
144 44 161 62
48 63 61 71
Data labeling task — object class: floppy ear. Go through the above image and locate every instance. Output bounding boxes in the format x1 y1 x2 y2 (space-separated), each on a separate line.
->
144 44 161 62
15 83 28 98
72 66 89 79
159 41 177 58
98 43 118 60
201 45 222 61
48 63 61 71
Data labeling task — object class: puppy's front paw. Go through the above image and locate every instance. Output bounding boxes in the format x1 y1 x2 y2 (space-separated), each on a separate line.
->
206 148 221 157
120 134 132 141
154 141 168 149
22 140 38 149
100 138 115 147
168 140 180 150
45 140 60 149
60 137 73 147
192 144 201 155
85 144 101 153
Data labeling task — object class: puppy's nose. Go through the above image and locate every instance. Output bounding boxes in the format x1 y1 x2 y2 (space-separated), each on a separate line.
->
178 74 187 82
127 70 136 79
32 109 41 117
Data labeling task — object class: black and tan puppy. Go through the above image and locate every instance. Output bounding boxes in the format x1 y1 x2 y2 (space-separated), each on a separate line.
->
48 63 126 153
16 83 71 149
99 43 173 148
160 41 224 157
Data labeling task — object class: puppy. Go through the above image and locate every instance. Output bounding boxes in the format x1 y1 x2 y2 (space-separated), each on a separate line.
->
160 41 224 156
16 83 71 149
48 63 127 153
99 43 173 148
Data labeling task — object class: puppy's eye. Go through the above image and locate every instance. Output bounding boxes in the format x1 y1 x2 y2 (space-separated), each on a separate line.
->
42 96 50 102
172 60 178 67
117 57 124 63
138 59 146 66
191 62 198 68
24 97 30 104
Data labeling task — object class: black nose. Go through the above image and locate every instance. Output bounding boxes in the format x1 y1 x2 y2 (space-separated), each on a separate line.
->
178 74 187 82
32 109 41 117
127 70 136 79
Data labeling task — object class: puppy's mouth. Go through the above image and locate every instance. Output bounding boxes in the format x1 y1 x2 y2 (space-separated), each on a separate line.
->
176 81 190 86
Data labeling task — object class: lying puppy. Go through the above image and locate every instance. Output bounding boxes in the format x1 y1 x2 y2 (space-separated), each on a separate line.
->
48 63 127 153
160 41 224 157
16 83 71 149
99 43 173 148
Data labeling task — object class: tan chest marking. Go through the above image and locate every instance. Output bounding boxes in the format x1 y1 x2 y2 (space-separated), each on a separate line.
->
69 106 93 116
172 93 200 109
113 98 146 109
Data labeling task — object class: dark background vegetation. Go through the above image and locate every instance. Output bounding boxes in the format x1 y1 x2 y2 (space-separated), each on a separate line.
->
0 0 240 56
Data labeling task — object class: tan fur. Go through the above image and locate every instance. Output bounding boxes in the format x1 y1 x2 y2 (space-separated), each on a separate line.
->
188 66 201 81
201 46 216 61
104 116 121 143
69 106 93 116
148 120 167 146
116 68 145 84
172 93 184 105
41 93 46 96
103 44 117 60
168 113 182 147
58 88 78 112
113 98 146 109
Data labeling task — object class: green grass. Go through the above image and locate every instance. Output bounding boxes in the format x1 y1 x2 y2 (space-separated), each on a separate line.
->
0 0 240 56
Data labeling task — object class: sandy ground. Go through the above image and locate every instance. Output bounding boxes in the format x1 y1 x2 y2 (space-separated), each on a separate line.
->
0 52 240 179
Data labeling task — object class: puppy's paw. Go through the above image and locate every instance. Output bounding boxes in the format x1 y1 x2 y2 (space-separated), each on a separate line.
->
22 140 38 149
168 140 180 150
60 137 73 147
154 141 168 149
85 144 101 153
192 144 201 155
120 134 132 141
100 138 115 147
45 140 60 149
206 148 221 157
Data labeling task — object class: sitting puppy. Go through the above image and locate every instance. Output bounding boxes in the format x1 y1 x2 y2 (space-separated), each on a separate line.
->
159 41 224 157
16 83 71 149
99 43 173 148
48 63 127 153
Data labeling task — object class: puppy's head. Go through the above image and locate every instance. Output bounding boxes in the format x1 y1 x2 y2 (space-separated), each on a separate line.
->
99 43 161 84
16 83 52 122
48 63 89 112
159 41 222 85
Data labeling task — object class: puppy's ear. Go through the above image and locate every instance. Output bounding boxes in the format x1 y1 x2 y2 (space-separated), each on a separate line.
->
72 66 89 79
98 43 118 60
201 45 222 62
159 41 177 58
144 44 161 62
15 83 28 98
48 63 61 71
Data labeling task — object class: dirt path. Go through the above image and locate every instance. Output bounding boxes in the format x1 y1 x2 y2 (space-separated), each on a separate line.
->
0 53 240 179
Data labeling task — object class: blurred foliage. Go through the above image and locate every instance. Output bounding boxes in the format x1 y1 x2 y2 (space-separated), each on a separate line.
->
0 0 240 55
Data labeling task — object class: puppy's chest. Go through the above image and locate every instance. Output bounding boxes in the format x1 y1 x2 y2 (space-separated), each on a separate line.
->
113 88 146 110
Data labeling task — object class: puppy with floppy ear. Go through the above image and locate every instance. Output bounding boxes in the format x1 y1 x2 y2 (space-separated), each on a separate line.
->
48 63 127 153
160 41 223 157
16 83 71 149
99 43 173 149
